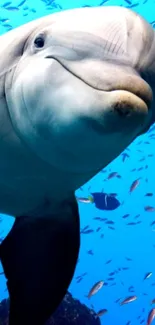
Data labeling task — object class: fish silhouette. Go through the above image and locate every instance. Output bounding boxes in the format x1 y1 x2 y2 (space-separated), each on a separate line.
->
91 192 121 211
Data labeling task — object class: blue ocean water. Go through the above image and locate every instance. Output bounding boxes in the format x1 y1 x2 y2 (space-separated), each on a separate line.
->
0 0 155 324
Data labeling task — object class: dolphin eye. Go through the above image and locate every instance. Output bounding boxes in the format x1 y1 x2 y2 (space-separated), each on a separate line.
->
34 36 45 48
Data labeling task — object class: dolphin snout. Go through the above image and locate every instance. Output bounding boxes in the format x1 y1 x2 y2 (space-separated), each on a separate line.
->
90 89 152 134
114 103 132 117
112 90 149 117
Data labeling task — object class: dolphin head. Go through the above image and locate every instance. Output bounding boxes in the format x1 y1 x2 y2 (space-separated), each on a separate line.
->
4 6 155 176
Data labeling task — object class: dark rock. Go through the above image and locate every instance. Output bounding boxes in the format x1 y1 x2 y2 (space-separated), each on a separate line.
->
0 292 101 325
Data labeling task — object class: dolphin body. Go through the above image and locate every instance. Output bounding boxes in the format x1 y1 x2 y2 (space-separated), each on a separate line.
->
0 5 155 325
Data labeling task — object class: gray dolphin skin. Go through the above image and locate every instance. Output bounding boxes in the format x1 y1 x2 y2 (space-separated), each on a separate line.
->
0 5 155 325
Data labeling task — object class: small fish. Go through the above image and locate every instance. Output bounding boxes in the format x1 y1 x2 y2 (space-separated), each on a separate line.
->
76 196 93 203
107 172 119 179
96 227 101 232
126 222 137 226
30 8 37 13
1 1 12 7
75 272 87 280
128 285 134 290
151 298 155 304
96 308 108 317
145 193 153 197
122 214 130 219
105 220 115 225
120 295 137 305
75 275 82 279
80 225 89 233
99 0 109 5
82 4 91 7
18 0 27 6
143 272 152 280
0 18 10 23
105 259 112 264
144 206 155 212
3 24 12 29
82 272 87 277
129 179 140 193
139 157 145 161
125 257 132 261
115 298 121 303
124 0 132 4
76 277 83 283
137 167 143 171
121 152 130 162
87 250 93 255
82 229 94 234
146 308 155 325
134 214 140 219
91 191 121 210
93 217 101 220
4 6 19 11
86 280 104 298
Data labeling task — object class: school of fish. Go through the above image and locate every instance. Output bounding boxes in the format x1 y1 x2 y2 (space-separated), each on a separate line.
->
75 121 155 325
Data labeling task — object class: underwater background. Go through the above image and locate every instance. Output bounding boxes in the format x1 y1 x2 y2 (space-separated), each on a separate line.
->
1 0 155 324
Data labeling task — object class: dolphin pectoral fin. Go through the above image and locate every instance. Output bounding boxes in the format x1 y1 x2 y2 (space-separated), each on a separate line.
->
0 198 80 325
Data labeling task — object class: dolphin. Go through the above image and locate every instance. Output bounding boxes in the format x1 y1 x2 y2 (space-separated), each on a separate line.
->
0 5 155 325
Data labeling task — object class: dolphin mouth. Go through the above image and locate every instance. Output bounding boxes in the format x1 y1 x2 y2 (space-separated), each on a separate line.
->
46 55 152 111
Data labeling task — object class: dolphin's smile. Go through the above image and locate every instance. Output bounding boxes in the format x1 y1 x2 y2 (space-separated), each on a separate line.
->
46 54 152 117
